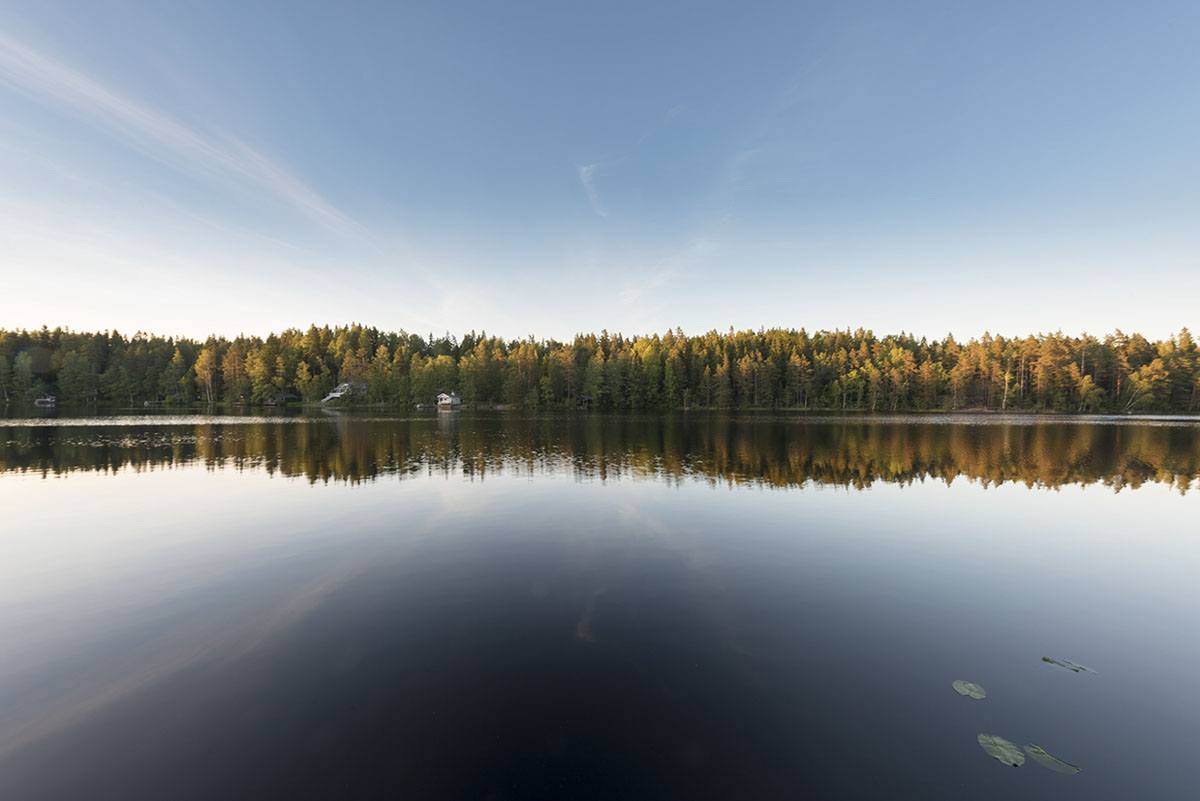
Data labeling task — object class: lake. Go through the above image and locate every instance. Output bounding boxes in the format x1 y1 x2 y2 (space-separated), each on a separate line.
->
1 412 1197 800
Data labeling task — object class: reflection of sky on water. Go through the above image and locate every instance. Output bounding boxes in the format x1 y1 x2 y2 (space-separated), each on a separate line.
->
0 422 1197 798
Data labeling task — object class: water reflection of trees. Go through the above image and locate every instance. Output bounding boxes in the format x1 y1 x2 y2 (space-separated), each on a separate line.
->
1 416 1197 493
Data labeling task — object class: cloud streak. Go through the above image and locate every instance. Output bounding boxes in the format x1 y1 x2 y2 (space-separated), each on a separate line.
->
577 162 608 218
618 237 715 305
0 31 366 239
577 102 685 218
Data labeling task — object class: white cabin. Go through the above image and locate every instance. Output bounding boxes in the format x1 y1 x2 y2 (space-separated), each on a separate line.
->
436 391 461 409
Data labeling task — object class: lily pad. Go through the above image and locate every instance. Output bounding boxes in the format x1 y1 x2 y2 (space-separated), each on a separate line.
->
952 679 987 699
1042 656 1097 674
978 734 1025 767
1024 743 1081 774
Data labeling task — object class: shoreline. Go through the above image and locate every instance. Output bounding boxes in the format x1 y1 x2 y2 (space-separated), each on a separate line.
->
3 408 1200 427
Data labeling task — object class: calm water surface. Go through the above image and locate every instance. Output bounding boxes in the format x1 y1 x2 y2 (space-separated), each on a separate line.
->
1 413 1197 799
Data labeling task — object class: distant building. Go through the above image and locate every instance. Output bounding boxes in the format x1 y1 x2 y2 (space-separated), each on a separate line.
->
436 391 461 410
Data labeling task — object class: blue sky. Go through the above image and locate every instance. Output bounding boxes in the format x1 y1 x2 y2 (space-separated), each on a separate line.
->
1 1 1197 340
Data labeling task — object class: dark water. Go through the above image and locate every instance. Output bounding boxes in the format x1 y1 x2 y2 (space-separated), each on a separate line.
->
1 413 1197 799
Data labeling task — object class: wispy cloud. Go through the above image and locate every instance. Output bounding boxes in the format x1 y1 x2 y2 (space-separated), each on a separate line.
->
577 101 685 219
0 31 366 240
618 237 715 305
634 102 687 146
577 162 608 218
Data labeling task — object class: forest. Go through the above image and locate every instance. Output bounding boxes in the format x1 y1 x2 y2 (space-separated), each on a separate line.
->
0 325 1197 413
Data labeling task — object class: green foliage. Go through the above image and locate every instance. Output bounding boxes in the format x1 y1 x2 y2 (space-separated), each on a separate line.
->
56 349 98 404
194 346 219 405
13 351 34 398
977 734 1025 767
0 352 11 403
1023 744 1081 775
0 325 1198 412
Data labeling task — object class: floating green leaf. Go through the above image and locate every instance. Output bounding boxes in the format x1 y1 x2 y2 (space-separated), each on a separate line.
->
1024 743 1081 774
1041 656 1097 674
978 734 1025 767
952 679 987 699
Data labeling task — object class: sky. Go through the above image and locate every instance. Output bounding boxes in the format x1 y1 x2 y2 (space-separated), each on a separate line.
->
1 0 1198 341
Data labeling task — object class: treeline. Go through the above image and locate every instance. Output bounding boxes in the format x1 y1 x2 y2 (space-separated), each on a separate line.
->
1 325 1198 413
